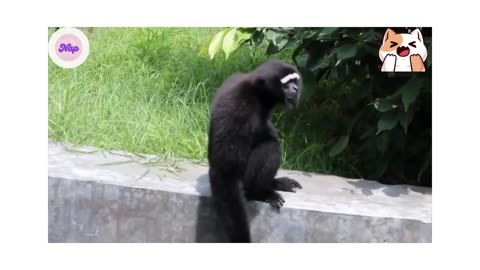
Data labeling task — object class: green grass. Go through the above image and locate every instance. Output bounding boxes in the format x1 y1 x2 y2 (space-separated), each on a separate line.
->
49 27 334 174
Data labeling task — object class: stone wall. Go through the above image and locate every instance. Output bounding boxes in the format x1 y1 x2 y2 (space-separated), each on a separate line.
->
48 141 432 243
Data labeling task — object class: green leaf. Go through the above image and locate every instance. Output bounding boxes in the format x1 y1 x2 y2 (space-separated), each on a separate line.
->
400 77 423 112
266 42 277 55
362 29 378 42
308 54 332 71
265 30 278 43
377 111 398 135
236 29 252 42
251 31 264 46
266 38 293 55
424 37 432 68
222 28 238 59
236 27 256 34
398 109 414 134
276 38 288 50
334 44 358 61
317 27 338 39
298 67 316 100
208 29 228 59
329 136 349 157
303 30 318 39
372 98 397 112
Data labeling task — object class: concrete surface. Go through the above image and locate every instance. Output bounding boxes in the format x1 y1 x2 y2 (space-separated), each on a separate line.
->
48 141 432 243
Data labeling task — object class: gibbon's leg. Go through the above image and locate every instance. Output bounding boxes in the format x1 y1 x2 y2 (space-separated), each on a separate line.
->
243 140 286 209
209 168 251 242
264 121 303 192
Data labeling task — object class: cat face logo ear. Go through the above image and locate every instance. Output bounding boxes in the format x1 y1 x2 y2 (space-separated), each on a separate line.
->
410 28 424 43
383 28 396 43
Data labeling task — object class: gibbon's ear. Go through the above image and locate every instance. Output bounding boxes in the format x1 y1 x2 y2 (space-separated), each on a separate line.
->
410 28 424 42
383 28 396 43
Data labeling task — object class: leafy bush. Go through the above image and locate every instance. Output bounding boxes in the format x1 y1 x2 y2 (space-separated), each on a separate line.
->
203 27 432 187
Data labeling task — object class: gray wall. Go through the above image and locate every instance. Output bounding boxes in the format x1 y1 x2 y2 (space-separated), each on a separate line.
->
48 142 432 243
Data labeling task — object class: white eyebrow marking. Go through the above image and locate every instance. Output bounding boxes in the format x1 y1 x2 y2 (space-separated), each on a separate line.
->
280 73 300 84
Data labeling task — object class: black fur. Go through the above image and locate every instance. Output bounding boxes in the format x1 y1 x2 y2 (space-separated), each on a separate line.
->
207 60 303 243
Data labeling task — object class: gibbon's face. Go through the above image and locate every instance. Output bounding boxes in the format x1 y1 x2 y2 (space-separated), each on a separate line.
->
280 72 302 109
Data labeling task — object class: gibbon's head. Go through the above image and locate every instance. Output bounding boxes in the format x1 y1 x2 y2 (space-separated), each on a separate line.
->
253 60 303 110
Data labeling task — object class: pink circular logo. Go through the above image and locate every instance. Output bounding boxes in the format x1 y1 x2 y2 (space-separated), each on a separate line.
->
55 34 83 61
49 27 90 68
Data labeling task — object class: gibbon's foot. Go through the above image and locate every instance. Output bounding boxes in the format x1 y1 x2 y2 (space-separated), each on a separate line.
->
273 177 303 192
265 191 285 210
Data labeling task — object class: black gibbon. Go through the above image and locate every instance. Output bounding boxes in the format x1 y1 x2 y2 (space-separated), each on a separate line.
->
207 60 303 243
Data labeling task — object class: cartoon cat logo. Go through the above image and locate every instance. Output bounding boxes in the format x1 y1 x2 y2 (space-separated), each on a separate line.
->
379 28 428 72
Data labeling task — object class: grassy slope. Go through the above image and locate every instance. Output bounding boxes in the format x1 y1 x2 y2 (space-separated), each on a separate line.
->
48 27 333 173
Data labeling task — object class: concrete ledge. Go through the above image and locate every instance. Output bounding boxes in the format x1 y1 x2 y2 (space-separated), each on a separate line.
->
48 141 432 243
